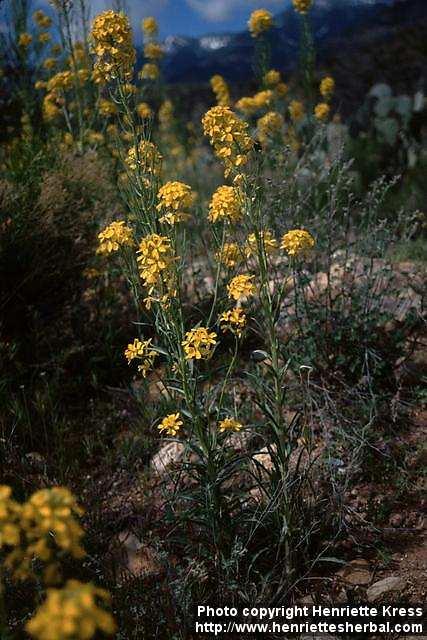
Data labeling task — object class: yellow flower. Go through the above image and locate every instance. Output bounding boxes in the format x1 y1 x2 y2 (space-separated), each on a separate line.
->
235 96 259 116
90 10 136 81
245 230 278 257
314 102 330 121
42 57 56 70
18 32 32 47
26 580 116 640
264 69 281 87
210 75 230 107
139 63 159 80
33 10 52 29
248 9 273 37
51 43 62 56
257 111 284 144
182 327 217 360
125 140 162 174
208 185 242 223
142 16 158 37
144 42 164 60
227 274 255 301
137 234 175 292
35 80 47 90
218 417 243 433
87 131 104 145
281 229 315 257
320 76 335 100
219 307 247 338
289 100 305 122
275 82 289 97
46 70 73 92
0 485 21 548
215 242 243 268
124 338 157 377
202 106 253 176
158 413 183 436
157 181 193 225
136 102 152 119
43 93 61 121
253 90 274 109
38 32 51 44
97 220 134 254
292 0 313 14
98 98 117 117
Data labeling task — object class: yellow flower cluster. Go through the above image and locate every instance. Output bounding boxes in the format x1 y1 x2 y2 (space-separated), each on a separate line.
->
39 32 51 44
124 338 157 376
245 230 278 257
158 413 183 436
33 10 52 29
97 220 134 254
314 102 330 121
137 102 152 119
202 106 253 175
144 42 164 60
210 75 231 107
3 487 85 582
218 417 243 432
139 63 159 80
137 234 175 293
19 32 33 47
126 140 162 174
264 69 281 86
209 185 242 223
43 92 63 121
216 242 243 268
248 9 273 37
227 274 255 301
142 16 158 37
26 580 116 640
157 181 193 225
281 229 315 257
46 70 74 92
42 57 56 70
320 76 335 100
90 10 136 81
257 111 284 144
289 99 305 122
235 90 273 115
182 327 217 360
98 98 117 116
219 307 247 337
292 0 313 14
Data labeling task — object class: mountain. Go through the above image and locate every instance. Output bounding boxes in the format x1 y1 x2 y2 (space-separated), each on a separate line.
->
156 0 427 113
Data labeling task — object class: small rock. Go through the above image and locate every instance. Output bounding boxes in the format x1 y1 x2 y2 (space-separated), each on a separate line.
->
367 576 406 602
337 558 371 586
151 441 185 475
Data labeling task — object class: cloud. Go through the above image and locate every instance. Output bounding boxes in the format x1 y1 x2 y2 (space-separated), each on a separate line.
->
186 0 284 23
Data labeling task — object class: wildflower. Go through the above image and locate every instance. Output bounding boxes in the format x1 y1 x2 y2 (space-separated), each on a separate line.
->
227 274 255 301
245 230 278 257
182 327 217 360
144 42 164 60
158 100 174 127
320 76 335 100
219 307 247 337
157 181 193 225
264 69 281 87
235 96 259 116
26 580 116 640
137 234 175 291
124 338 157 377
125 140 162 174
202 105 253 176
43 94 61 121
87 131 104 146
0 485 21 548
210 75 230 107
51 43 62 56
35 80 47 90
97 221 134 254
289 100 305 122
257 111 284 144
218 418 243 433
38 32 51 44
18 32 32 47
281 229 315 257
98 98 117 117
137 102 152 119
248 9 273 37
276 82 289 97
158 413 182 436
253 89 273 109
292 0 313 13
142 16 158 37
314 102 330 121
46 70 73 92
215 242 243 268
139 63 159 81
90 10 136 81
33 10 52 29
42 57 56 70
209 185 242 224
